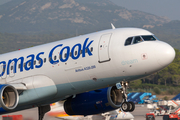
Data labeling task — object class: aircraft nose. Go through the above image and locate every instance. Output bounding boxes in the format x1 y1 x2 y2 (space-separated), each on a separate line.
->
155 42 175 67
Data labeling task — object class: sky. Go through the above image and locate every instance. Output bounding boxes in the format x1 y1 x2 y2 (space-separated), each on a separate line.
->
0 0 180 20
110 0 180 20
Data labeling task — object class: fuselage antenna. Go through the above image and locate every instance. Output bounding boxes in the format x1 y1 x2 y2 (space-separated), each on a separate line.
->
111 23 116 29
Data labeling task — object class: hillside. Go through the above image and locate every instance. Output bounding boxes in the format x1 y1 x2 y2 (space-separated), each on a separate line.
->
0 0 170 34
149 20 180 50
0 33 71 54
0 0 180 51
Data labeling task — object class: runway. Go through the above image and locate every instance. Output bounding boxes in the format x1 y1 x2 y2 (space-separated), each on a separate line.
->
1 108 57 120
1 105 163 120
132 105 162 120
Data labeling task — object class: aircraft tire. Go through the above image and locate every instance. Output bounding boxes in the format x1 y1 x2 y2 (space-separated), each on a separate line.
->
121 102 130 112
128 101 135 112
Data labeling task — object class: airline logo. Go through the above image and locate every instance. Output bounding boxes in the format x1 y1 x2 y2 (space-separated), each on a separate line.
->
49 38 93 64
0 38 93 76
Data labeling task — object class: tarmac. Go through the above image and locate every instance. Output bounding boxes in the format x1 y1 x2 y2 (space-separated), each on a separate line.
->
0 105 163 120
132 105 162 120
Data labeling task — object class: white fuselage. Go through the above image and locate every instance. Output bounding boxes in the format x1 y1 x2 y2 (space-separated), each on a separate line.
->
0 28 175 111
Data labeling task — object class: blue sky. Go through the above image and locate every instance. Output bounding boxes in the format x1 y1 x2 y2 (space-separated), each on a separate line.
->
110 0 180 20
1 0 180 20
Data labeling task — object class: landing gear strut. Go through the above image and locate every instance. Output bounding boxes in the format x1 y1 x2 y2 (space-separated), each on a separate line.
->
117 81 135 112
38 105 50 120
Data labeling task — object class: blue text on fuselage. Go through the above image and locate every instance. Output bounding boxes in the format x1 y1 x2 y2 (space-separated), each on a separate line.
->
0 38 93 76
49 38 93 64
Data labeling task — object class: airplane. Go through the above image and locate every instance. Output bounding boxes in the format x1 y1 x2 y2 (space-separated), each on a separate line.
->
48 101 134 120
0 25 175 120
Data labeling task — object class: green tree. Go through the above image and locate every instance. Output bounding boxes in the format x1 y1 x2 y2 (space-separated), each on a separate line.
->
172 75 180 86
153 87 161 95
129 79 142 89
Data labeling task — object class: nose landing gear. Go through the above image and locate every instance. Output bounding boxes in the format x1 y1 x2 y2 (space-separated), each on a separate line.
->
117 81 135 112
121 101 135 112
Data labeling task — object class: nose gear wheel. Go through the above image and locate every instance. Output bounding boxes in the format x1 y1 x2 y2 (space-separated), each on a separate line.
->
117 81 135 112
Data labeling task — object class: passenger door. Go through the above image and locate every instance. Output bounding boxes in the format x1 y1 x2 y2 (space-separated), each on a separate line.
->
98 33 112 63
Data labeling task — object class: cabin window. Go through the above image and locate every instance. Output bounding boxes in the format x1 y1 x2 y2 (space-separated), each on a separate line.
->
91 47 93 52
11 66 13 70
59 54 62 59
125 37 133 46
39 59 41 64
133 36 143 44
44 58 46 63
28 61 31 66
75 51 77 55
141 35 156 41
54 56 57 60
64 53 67 58
34 60 36 65
49 57 51 62
3 65 5 72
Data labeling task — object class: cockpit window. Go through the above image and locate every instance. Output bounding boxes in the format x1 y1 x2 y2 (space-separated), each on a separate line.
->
125 37 133 46
141 35 156 41
124 35 158 46
133 36 143 44
153 35 159 40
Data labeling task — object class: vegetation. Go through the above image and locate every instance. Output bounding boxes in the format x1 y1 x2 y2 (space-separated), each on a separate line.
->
0 33 72 54
150 20 180 50
0 0 169 34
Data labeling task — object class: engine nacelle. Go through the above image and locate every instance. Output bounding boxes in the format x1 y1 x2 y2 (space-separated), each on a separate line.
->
0 84 19 113
64 86 123 116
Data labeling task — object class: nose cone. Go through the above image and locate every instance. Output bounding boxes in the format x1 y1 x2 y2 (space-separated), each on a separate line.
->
155 42 175 67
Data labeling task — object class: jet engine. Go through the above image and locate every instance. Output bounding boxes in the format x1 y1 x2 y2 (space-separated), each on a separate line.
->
0 85 19 113
64 86 124 116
